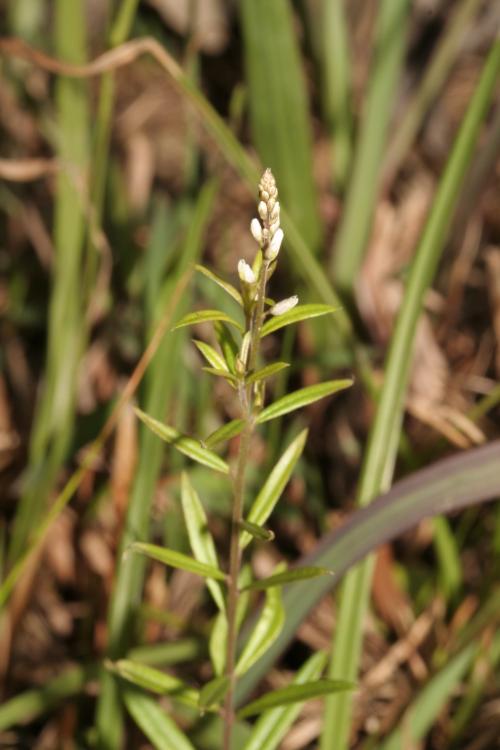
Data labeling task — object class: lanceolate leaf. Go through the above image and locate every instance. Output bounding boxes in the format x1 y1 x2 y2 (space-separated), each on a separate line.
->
129 542 227 582
198 675 231 711
261 304 339 337
242 652 328 750
135 408 229 474
246 362 290 386
195 264 243 306
209 567 251 676
242 567 332 592
124 688 196 750
239 520 275 542
181 473 225 612
173 309 243 333
204 419 246 449
107 660 198 707
256 380 353 424
193 339 229 372
236 570 285 676
202 367 239 386
237 679 355 719
241 429 308 549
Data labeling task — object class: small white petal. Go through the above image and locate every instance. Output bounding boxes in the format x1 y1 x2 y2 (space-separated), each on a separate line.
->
250 218 263 244
270 295 299 316
238 259 256 284
258 201 268 220
265 228 284 261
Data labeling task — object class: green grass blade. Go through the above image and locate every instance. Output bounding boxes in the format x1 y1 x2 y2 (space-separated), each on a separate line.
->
240 0 321 250
204 419 246 449
123 688 196 750
322 39 500 750
236 575 285 677
134 408 229 474
331 0 410 293
129 542 227 582
193 339 229 372
181 473 225 611
209 610 228 677
241 429 308 549
238 678 354 719
242 567 332 592
256 379 352 424
107 660 199 707
241 651 327 750
173 309 244 333
195 264 243 306
246 362 289 386
260 304 339 337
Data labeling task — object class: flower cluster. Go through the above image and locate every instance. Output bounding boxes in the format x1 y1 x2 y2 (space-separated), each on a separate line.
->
250 168 284 262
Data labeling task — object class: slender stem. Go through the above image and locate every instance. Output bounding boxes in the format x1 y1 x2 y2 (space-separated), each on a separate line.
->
223 259 270 750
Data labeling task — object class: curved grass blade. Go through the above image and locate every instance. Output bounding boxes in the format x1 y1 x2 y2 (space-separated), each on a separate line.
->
193 339 229 372
241 429 308 549
181 473 225 612
246 362 289 386
235 439 500 706
239 520 275 542
238 678 355 719
173 309 243 333
106 659 199 707
256 380 353 424
236 571 285 677
242 566 332 592
195 264 243 306
241 651 327 750
199 675 231 712
129 542 227 582
124 687 196 750
261 304 339 337
135 408 229 474
204 419 246 449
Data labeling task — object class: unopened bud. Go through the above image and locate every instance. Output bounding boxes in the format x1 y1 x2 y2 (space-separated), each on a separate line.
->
238 259 256 285
270 295 299 316
258 201 268 221
250 218 263 245
269 218 280 235
270 201 280 221
265 228 284 261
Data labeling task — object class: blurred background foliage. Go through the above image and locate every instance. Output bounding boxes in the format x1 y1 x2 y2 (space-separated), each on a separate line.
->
0 0 499 748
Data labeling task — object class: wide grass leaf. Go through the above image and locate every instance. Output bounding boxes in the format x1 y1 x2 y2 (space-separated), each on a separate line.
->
246 362 289 386
135 408 229 474
261 304 339 337
124 688 196 750
241 429 308 549
256 380 353 424
242 567 332 592
242 651 328 750
129 542 227 582
107 659 198 707
238 679 355 719
236 570 285 676
173 309 243 332
181 473 225 612
195 264 243 306
204 419 246 449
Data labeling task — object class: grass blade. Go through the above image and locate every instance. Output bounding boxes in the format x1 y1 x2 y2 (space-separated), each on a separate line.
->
129 542 227 582
173 309 243 333
134 408 229 474
238 679 355 719
193 339 229 372
181 473 225 611
195 264 243 306
256 379 353 424
107 660 199 707
246 362 289 386
236 575 285 677
204 419 246 449
123 688 196 750
260 304 339 338
241 429 308 549
242 567 332 592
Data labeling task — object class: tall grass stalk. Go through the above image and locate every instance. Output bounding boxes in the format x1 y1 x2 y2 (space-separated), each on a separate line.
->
321 38 500 750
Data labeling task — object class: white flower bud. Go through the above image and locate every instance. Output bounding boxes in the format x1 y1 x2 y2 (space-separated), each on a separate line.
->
265 228 284 261
270 201 280 221
269 218 280 235
250 218 263 244
238 259 256 285
270 295 299 316
258 201 268 221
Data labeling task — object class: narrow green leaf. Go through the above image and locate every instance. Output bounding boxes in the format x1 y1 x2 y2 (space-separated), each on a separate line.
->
242 651 328 750
129 542 227 582
107 660 198 707
195 264 243 306
256 379 353 424
193 339 228 372
173 309 243 332
199 675 231 711
209 610 227 677
214 321 240 373
202 367 239 385
242 567 332 592
204 419 246 449
134 408 229 474
261 304 339 337
237 679 355 719
181 473 225 612
246 362 289 386
236 569 285 676
124 688 196 750
239 520 275 542
241 429 308 549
